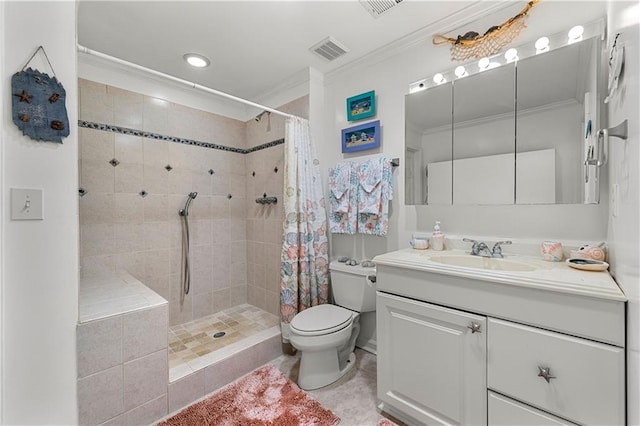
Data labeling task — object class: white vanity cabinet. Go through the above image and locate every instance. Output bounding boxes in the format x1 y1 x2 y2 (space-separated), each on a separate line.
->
374 249 626 426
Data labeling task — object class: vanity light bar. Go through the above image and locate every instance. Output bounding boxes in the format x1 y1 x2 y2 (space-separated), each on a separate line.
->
409 19 604 94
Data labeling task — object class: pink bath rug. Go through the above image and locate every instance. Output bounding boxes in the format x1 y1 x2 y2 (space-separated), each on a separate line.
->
377 418 400 426
157 364 340 426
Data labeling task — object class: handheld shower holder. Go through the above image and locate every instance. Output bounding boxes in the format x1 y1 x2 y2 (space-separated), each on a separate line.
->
179 192 198 216
255 193 278 205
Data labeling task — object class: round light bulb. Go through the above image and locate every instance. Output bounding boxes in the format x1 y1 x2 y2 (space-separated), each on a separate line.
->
478 57 490 70
504 48 518 62
433 73 445 84
183 53 210 68
454 66 467 78
535 36 550 52
568 25 584 41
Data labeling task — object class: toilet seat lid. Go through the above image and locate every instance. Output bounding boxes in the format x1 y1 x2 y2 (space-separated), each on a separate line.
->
290 305 354 336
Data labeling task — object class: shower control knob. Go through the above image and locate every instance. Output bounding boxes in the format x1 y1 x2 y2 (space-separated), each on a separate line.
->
467 322 482 334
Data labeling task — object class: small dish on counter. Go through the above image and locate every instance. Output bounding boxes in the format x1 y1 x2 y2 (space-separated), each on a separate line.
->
566 258 609 271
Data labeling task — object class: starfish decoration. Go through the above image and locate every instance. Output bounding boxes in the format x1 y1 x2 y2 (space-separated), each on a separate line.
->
14 90 32 103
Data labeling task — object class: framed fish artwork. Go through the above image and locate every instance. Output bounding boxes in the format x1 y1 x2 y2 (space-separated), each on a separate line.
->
346 90 375 121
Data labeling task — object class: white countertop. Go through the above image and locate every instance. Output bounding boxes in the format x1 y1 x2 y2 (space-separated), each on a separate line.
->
373 249 626 302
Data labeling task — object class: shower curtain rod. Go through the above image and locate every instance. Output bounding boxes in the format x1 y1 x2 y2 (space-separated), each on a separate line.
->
77 44 299 120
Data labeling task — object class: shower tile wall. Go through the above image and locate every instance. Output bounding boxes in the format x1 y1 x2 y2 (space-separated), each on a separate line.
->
245 96 309 317
78 79 249 325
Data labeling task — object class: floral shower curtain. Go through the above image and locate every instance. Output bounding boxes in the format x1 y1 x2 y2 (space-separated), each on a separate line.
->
280 117 330 343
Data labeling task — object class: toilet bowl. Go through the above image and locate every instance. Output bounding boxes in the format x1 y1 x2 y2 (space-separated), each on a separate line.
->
289 261 376 390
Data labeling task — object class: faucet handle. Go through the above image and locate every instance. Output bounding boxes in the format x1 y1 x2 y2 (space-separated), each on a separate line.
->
463 238 482 255
491 241 512 258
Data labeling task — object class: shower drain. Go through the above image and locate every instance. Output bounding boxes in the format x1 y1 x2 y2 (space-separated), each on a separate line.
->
213 332 226 338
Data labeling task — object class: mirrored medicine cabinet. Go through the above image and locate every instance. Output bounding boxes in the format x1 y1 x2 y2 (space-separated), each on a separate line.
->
405 22 605 206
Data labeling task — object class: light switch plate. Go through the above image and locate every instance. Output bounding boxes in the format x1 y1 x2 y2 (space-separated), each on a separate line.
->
11 188 43 220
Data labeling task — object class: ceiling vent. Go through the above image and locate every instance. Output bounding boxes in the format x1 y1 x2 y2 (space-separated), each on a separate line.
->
310 37 350 61
359 0 404 18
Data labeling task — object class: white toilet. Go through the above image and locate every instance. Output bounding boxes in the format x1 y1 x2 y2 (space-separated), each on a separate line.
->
289 260 376 390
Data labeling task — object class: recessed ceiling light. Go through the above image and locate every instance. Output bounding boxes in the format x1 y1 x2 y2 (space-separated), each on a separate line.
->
183 53 210 68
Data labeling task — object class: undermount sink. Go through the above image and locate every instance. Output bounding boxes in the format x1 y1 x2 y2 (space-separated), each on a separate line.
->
428 255 538 272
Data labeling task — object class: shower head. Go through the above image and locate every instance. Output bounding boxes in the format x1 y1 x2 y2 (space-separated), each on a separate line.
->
179 192 198 216
255 111 270 122
255 111 271 131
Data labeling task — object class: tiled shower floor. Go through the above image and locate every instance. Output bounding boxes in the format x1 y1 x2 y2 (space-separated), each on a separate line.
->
168 304 279 377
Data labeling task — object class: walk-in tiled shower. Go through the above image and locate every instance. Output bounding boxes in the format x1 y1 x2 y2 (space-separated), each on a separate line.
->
77 78 308 425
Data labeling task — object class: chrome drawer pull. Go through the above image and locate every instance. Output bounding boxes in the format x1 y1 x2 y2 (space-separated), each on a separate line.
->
467 322 482 333
537 366 557 383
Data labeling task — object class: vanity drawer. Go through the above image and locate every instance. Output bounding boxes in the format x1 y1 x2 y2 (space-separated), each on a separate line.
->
487 318 625 425
488 391 578 425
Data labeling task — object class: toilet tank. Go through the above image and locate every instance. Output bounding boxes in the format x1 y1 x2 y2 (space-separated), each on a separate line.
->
329 261 376 313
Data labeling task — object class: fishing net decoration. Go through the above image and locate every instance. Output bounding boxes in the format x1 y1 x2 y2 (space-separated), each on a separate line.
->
433 0 539 62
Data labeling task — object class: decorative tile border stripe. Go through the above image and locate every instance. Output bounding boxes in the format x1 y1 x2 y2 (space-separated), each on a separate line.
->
78 120 284 154
245 138 285 153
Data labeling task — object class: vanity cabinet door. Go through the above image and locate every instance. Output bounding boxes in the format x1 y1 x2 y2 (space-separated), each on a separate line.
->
377 292 487 425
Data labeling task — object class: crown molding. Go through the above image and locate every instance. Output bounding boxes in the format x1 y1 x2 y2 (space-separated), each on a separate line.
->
325 0 517 85
251 68 310 113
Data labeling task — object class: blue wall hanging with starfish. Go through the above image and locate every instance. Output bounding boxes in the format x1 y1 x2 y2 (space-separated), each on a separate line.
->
11 46 69 143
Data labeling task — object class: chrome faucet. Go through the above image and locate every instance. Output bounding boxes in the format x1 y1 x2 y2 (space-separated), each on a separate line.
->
491 241 512 258
463 238 492 257
463 238 512 258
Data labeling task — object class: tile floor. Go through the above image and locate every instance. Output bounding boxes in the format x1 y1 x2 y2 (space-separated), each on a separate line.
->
271 349 405 426
168 304 403 425
168 304 279 370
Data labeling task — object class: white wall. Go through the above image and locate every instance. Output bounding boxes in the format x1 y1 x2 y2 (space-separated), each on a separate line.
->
319 1 638 423
320 1 610 260
0 0 4 416
1 1 78 424
606 2 640 425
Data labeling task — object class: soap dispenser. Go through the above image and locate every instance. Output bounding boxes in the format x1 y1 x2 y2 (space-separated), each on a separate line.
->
431 221 445 251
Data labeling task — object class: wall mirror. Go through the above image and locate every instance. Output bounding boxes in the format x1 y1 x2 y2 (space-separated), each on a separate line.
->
405 22 603 206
